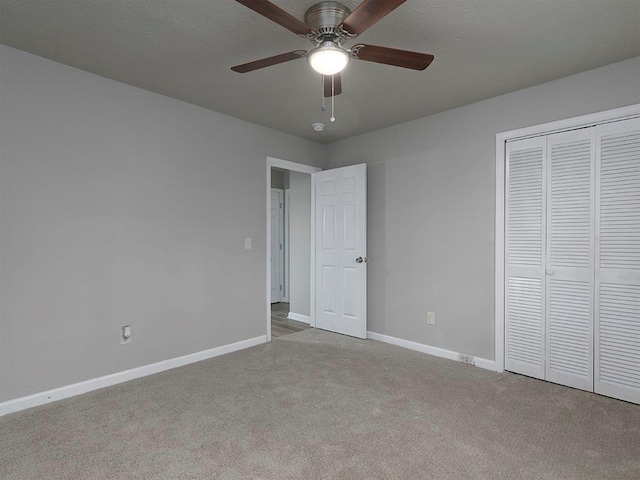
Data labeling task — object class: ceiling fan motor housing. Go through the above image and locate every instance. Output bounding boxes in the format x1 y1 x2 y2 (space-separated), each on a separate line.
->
304 1 352 42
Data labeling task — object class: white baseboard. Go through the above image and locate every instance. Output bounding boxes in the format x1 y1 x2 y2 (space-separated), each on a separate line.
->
0 335 267 417
367 331 497 372
473 357 497 371
287 312 311 324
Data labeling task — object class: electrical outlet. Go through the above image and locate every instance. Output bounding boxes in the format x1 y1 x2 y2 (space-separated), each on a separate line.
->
120 325 132 345
426 311 436 325
460 353 475 365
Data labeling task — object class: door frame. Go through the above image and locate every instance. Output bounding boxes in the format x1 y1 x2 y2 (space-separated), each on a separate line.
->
266 157 321 342
494 103 640 373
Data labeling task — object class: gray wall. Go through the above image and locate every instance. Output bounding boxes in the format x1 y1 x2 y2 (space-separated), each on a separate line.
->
0 45 324 402
288 172 311 318
270 169 285 189
325 57 640 361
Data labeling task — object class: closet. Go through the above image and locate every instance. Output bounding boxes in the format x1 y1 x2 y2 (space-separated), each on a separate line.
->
505 116 640 404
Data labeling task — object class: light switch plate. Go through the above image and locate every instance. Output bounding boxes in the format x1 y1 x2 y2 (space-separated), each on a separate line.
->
120 325 132 345
245 237 252 250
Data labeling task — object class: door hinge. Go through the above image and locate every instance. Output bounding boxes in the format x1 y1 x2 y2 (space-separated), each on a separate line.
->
280 243 283 250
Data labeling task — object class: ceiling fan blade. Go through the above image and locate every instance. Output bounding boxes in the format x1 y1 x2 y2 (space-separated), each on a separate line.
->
235 0 313 35
352 44 434 70
231 50 306 73
323 73 343 97
340 0 407 36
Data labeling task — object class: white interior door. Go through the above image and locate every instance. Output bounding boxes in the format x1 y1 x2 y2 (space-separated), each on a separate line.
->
314 164 367 338
270 188 284 303
545 128 595 391
505 137 547 380
594 117 640 404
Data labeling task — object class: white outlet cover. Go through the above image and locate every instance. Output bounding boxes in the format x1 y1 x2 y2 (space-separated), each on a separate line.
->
426 312 436 325
460 354 475 365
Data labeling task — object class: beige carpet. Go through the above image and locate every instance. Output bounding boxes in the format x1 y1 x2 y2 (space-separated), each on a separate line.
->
1 328 639 479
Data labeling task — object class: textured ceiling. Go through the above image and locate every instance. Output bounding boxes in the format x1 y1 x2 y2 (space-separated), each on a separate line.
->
1 0 639 143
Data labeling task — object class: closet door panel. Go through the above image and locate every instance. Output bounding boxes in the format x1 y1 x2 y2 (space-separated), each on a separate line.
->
505 137 546 379
595 118 640 404
545 129 594 391
547 279 592 386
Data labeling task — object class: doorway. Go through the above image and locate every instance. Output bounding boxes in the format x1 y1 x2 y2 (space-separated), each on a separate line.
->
267 158 320 341
266 157 368 342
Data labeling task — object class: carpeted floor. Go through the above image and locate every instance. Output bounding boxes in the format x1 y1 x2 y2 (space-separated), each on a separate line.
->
1 328 639 479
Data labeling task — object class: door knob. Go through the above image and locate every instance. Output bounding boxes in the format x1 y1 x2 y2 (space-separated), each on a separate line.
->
546 269 555 275
356 257 368 264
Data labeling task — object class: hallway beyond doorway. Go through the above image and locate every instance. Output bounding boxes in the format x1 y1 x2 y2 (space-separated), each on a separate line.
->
271 303 311 339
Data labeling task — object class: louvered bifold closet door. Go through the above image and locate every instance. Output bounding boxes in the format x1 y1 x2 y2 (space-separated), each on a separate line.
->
505 137 546 379
545 129 595 391
595 117 640 404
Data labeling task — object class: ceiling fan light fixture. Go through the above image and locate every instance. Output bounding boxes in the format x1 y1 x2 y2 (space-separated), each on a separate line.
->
307 41 350 76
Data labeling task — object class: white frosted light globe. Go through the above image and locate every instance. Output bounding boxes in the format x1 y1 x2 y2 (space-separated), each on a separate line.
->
308 44 349 76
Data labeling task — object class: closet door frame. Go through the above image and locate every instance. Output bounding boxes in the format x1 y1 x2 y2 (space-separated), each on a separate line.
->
495 104 640 374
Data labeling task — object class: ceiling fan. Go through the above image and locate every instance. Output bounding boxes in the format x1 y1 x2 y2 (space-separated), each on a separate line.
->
231 0 434 97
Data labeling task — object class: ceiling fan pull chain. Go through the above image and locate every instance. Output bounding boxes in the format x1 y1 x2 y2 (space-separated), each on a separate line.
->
321 75 327 111
330 75 336 122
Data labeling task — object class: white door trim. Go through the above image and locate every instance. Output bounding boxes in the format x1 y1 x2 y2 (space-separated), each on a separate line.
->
266 157 321 342
495 104 640 373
